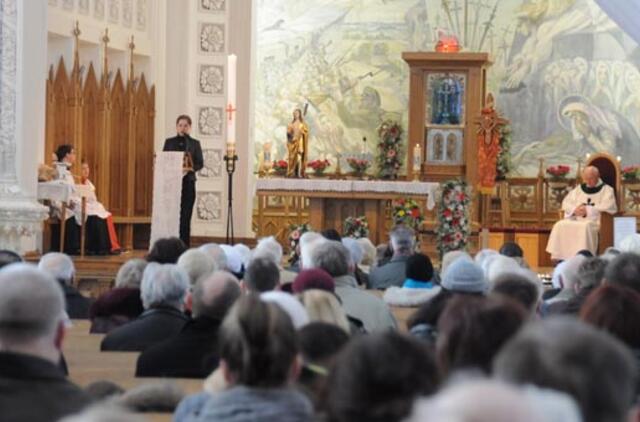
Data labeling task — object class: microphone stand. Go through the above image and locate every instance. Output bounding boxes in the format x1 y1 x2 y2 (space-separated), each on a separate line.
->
224 145 238 244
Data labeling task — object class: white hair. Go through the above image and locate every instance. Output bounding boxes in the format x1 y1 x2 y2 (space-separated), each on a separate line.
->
177 249 215 286
406 379 543 422
560 255 586 290
37 252 75 285
252 236 283 266
475 249 499 268
115 259 147 289
198 243 228 272
299 232 325 270
0 264 65 346
486 255 523 286
619 234 640 255
356 237 376 266
140 263 189 310
233 244 252 269
59 404 145 422
342 237 364 266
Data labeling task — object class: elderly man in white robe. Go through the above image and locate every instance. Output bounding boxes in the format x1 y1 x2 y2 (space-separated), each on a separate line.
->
546 166 617 260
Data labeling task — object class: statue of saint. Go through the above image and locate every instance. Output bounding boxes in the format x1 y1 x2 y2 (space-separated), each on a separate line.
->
286 108 309 178
433 74 462 125
476 93 507 194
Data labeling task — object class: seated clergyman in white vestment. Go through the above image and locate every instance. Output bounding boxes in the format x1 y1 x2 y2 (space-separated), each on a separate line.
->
546 166 617 261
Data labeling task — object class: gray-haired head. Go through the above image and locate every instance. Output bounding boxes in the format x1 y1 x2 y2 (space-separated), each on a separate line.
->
342 237 364 266
177 249 215 287
494 317 637 422
575 257 607 290
604 252 640 293
619 234 640 255
299 232 325 270
252 236 283 266
140 263 189 310
390 225 415 256
0 264 65 361
115 259 147 289
198 243 228 272
310 241 350 278
192 271 241 320
37 252 75 285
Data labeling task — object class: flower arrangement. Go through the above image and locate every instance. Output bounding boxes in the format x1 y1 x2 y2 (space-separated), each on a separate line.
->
347 157 371 175
376 120 403 179
343 216 370 239
307 159 331 174
496 124 513 180
546 165 571 181
273 159 288 175
288 222 311 264
392 198 423 230
622 165 640 182
436 179 471 258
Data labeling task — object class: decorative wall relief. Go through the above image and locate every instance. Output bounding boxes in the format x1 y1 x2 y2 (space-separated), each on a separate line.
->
108 0 120 24
94 0 105 19
199 23 225 54
122 0 132 27
198 106 223 137
136 0 146 30
198 149 223 178
199 0 225 13
196 191 222 221
78 0 90 14
198 64 224 96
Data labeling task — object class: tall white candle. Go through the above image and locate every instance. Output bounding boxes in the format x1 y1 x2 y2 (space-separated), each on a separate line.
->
226 54 237 148
413 143 422 172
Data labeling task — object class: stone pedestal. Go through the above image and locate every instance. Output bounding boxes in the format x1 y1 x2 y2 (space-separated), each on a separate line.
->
0 0 49 253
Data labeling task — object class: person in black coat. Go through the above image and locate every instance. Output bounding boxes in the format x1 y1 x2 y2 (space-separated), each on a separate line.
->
101 263 190 352
163 115 204 248
136 271 241 378
0 265 91 422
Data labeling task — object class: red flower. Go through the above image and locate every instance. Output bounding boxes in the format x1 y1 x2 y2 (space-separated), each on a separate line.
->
411 208 420 218
443 209 452 218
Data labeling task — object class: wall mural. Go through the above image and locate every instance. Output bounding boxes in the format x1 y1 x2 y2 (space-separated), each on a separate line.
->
255 0 640 175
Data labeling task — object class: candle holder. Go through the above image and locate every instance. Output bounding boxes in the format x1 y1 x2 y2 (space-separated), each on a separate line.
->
224 146 238 244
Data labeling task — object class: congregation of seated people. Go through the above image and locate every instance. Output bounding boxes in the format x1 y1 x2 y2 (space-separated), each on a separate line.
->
4 228 640 421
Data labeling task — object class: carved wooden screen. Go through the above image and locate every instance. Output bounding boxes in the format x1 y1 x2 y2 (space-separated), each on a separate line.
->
45 58 155 250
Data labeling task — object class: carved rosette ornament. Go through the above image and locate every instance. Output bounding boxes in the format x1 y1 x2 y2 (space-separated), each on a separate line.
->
0 0 49 253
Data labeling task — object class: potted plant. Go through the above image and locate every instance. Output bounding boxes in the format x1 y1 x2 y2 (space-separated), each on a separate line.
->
272 160 288 176
546 164 571 188
622 165 640 183
346 157 371 178
307 159 331 177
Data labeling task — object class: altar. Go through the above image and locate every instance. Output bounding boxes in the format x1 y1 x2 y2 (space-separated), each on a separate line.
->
254 178 439 245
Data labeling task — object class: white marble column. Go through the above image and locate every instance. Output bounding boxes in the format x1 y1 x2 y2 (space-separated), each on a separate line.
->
0 0 48 253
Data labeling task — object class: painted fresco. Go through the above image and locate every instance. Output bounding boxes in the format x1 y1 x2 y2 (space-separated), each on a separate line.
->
255 0 640 175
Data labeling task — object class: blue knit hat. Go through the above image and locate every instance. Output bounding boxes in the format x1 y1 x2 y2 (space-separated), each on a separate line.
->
441 259 487 293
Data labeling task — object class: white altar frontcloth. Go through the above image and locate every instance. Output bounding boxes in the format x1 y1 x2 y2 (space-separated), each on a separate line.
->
255 178 439 210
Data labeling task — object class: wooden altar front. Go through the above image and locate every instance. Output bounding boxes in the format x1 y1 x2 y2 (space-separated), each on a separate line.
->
254 179 438 246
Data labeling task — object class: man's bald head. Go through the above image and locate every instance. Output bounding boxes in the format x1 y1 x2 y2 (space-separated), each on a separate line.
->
191 271 241 320
0 264 65 347
582 166 600 188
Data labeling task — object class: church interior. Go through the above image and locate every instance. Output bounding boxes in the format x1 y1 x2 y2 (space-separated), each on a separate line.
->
2 0 640 420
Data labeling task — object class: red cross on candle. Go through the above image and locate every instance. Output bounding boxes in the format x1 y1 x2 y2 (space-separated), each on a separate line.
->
226 103 237 122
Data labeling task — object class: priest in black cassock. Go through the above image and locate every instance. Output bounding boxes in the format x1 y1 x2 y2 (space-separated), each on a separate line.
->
163 115 204 247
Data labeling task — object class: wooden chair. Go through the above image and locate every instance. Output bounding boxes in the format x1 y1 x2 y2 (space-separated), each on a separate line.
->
585 152 622 254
